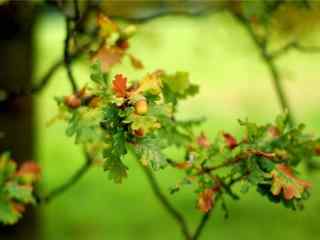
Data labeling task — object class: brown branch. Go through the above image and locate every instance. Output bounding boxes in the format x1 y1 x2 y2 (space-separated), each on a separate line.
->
64 18 78 93
140 165 192 240
192 210 213 240
232 13 295 127
37 152 92 204
270 42 320 59
31 41 90 94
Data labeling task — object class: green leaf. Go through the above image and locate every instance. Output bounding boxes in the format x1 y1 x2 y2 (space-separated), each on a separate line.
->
90 62 108 85
5 182 34 204
0 199 20 225
134 136 167 170
66 109 103 144
103 156 128 184
103 130 128 183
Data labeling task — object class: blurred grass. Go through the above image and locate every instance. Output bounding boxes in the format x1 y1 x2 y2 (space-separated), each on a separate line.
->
33 11 320 240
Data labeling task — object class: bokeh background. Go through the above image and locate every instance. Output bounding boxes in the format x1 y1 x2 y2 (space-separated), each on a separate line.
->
0 1 320 239
34 10 320 240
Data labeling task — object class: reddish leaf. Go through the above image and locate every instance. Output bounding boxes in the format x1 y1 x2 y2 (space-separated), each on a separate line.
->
12 202 26 214
223 133 238 150
92 46 124 72
315 144 320 156
16 162 41 178
271 164 311 200
268 126 280 138
198 186 220 213
196 133 210 149
112 74 128 98
118 40 129 50
64 95 81 109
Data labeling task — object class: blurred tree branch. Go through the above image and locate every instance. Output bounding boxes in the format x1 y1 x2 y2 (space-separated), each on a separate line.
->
232 13 295 126
140 165 192 240
38 151 92 203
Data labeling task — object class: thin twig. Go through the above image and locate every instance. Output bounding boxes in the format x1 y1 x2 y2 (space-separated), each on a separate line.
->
271 42 320 59
39 154 92 204
73 0 80 21
31 41 90 94
140 165 192 240
64 18 78 93
192 211 213 240
232 13 295 126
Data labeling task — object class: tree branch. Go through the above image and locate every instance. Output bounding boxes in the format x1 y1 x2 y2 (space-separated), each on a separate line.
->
31 41 90 94
64 18 78 93
38 153 92 204
140 165 192 240
270 42 320 59
192 211 212 240
232 13 295 126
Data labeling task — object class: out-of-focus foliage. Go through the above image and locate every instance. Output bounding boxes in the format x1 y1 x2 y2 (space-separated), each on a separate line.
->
0 153 40 225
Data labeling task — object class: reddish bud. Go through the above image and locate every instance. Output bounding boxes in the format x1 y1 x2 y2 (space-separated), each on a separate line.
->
64 95 81 109
223 133 238 150
268 126 280 138
133 129 144 137
196 133 210 149
118 40 129 50
315 144 320 156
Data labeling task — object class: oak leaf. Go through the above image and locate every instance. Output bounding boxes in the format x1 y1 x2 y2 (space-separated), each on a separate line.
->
271 164 311 200
92 46 124 72
112 74 127 98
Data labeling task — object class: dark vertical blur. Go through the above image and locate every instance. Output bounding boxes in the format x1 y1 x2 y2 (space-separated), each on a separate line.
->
0 1 38 240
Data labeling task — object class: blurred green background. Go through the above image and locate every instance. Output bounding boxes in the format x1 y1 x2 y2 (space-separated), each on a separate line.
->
34 11 320 240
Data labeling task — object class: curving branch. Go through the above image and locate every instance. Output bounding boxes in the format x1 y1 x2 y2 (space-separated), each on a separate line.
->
31 40 91 94
192 211 213 240
232 13 295 126
140 165 192 240
270 42 320 59
38 152 92 204
64 18 79 93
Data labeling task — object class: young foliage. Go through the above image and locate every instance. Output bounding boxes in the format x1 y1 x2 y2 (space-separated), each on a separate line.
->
170 112 319 212
57 64 199 183
0 153 40 225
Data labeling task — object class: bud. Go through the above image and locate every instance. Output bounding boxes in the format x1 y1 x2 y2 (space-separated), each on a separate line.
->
135 99 148 115
133 128 144 137
315 144 320 156
268 126 280 138
118 40 129 50
223 133 237 150
64 95 81 109
196 133 210 149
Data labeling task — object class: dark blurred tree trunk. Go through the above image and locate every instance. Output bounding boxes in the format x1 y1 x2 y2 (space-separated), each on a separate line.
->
0 1 38 240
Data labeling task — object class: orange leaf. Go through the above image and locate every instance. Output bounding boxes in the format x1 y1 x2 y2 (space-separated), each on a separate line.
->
129 54 144 69
271 164 311 200
196 133 210 149
11 202 26 214
96 13 118 37
198 188 219 213
92 46 124 72
16 161 41 178
112 74 127 98
175 162 192 170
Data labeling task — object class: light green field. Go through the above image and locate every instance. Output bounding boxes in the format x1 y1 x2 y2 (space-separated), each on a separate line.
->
33 11 320 240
